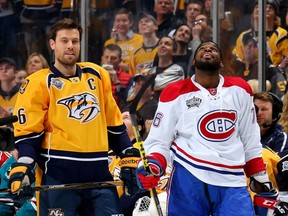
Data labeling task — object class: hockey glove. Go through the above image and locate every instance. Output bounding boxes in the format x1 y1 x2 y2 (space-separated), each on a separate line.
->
254 188 279 216
119 148 141 195
136 153 166 190
273 201 288 216
8 162 35 201
277 154 288 191
250 171 273 193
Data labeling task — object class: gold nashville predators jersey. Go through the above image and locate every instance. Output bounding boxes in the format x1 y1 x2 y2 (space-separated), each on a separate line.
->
129 44 158 76
13 62 131 183
233 27 288 66
104 33 143 74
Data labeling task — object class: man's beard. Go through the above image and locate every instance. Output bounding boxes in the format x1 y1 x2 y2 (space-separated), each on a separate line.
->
57 55 78 67
194 59 220 71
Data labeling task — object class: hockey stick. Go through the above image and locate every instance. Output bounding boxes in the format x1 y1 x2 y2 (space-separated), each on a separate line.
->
0 180 123 194
129 75 163 216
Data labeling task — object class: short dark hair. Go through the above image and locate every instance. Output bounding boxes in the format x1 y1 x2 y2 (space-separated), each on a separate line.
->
158 36 177 52
254 91 283 121
49 18 83 41
114 8 133 22
103 44 122 58
194 41 222 60
173 23 193 41
185 0 204 12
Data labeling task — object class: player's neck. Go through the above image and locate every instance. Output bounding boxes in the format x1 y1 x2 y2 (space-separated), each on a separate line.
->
195 72 219 88
54 62 77 77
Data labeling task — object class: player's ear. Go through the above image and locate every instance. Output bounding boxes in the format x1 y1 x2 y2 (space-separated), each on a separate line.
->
220 61 224 68
192 59 195 66
49 39 55 51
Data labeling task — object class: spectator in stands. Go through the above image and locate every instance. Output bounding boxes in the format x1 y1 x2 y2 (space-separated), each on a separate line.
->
60 0 73 19
25 52 49 75
15 69 28 84
233 0 288 71
0 0 22 67
101 44 132 111
17 0 62 63
130 12 159 76
188 14 213 76
233 34 287 99
125 74 156 113
193 14 213 42
154 0 182 38
137 36 184 100
0 58 25 215
254 91 288 158
104 8 143 73
204 0 212 20
279 92 288 133
0 57 20 117
185 0 204 31
173 24 193 78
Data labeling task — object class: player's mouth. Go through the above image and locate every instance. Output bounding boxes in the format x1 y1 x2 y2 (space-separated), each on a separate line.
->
202 53 213 59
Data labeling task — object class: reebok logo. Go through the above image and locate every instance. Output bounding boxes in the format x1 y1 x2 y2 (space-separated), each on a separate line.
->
120 159 138 165
119 157 139 168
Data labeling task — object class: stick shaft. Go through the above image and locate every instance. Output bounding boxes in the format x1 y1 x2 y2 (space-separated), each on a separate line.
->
129 75 163 216
0 180 123 193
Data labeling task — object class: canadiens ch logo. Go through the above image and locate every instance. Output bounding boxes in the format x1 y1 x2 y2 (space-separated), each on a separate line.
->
198 110 237 142
58 92 100 123
186 96 202 109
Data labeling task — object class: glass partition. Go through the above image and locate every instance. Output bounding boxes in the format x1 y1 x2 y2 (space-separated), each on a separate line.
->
0 0 287 98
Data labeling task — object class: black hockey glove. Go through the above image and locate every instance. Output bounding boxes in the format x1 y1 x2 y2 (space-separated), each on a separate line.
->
119 148 141 196
277 155 288 191
273 201 288 216
8 162 35 201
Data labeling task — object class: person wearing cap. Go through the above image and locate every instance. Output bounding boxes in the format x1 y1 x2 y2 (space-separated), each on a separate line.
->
129 11 159 76
136 41 275 215
233 34 287 99
0 57 21 117
233 0 288 71
104 8 143 74
125 73 156 111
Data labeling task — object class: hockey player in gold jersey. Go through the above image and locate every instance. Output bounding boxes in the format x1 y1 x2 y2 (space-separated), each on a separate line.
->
8 18 136 216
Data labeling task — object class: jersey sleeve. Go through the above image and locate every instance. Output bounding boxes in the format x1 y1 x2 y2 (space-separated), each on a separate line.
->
143 85 180 163
238 85 266 176
13 70 49 160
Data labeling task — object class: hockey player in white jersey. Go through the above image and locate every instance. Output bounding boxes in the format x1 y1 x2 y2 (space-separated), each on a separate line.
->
136 41 275 215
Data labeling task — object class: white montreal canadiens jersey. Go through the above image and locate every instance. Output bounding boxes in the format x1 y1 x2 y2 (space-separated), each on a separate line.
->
144 75 262 187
